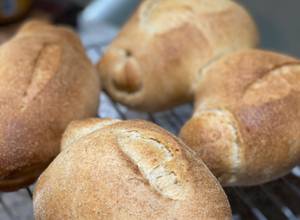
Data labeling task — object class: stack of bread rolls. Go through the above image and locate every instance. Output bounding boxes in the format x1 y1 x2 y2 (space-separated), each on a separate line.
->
97 0 300 186
33 119 231 220
0 7 233 218
0 21 100 191
1 0 296 218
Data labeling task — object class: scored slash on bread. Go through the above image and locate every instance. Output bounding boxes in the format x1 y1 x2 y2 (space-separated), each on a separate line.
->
0 21 100 191
117 129 186 200
34 119 231 220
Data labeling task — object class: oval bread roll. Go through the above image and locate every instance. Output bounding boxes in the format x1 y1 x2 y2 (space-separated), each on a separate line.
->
0 21 100 191
180 49 300 186
34 119 231 220
98 0 259 112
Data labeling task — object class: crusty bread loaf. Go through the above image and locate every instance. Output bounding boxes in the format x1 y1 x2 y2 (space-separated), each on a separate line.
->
180 49 300 186
0 21 100 191
98 0 259 112
34 119 231 220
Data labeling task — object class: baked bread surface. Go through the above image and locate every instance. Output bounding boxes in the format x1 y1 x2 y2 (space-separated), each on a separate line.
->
34 119 231 220
98 0 259 112
0 21 100 191
180 49 300 186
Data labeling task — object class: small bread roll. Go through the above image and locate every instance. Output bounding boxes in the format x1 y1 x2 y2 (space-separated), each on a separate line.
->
98 0 258 112
33 119 231 220
180 49 300 186
0 21 100 191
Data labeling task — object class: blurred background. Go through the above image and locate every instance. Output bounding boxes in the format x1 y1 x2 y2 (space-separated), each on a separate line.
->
239 0 300 58
0 0 300 57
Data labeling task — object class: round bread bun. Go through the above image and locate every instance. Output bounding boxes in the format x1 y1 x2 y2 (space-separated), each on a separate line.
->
0 21 100 191
98 0 258 112
34 118 231 220
180 49 300 186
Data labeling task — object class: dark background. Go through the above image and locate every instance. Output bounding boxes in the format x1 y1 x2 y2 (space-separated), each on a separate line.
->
239 0 300 57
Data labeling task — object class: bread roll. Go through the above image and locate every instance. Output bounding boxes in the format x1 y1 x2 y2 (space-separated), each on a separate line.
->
0 21 100 191
34 119 231 220
98 0 259 112
180 49 300 186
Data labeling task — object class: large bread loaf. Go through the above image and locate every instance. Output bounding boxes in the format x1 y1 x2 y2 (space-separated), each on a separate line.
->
0 21 100 191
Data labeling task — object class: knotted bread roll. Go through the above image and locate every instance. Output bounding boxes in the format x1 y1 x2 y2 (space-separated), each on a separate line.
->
34 119 231 220
0 21 100 191
98 0 258 112
180 49 300 186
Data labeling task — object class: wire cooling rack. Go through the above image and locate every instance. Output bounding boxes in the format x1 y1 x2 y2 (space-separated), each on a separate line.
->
0 38 300 220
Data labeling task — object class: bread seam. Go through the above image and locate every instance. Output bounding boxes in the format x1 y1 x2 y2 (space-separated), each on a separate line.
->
62 120 121 150
193 48 237 93
140 0 162 32
242 62 300 96
195 108 242 183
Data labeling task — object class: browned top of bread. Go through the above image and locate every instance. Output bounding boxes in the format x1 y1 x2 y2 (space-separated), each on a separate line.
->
180 49 300 186
98 0 258 112
0 21 100 191
34 119 231 219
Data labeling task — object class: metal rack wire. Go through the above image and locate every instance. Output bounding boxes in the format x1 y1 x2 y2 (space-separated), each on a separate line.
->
0 41 299 220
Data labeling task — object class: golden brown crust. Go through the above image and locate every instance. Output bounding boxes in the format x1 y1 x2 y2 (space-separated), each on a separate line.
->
61 118 121 151
34 119 231 220
0 21 100 191
180 49 300 186
98 0 259 112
